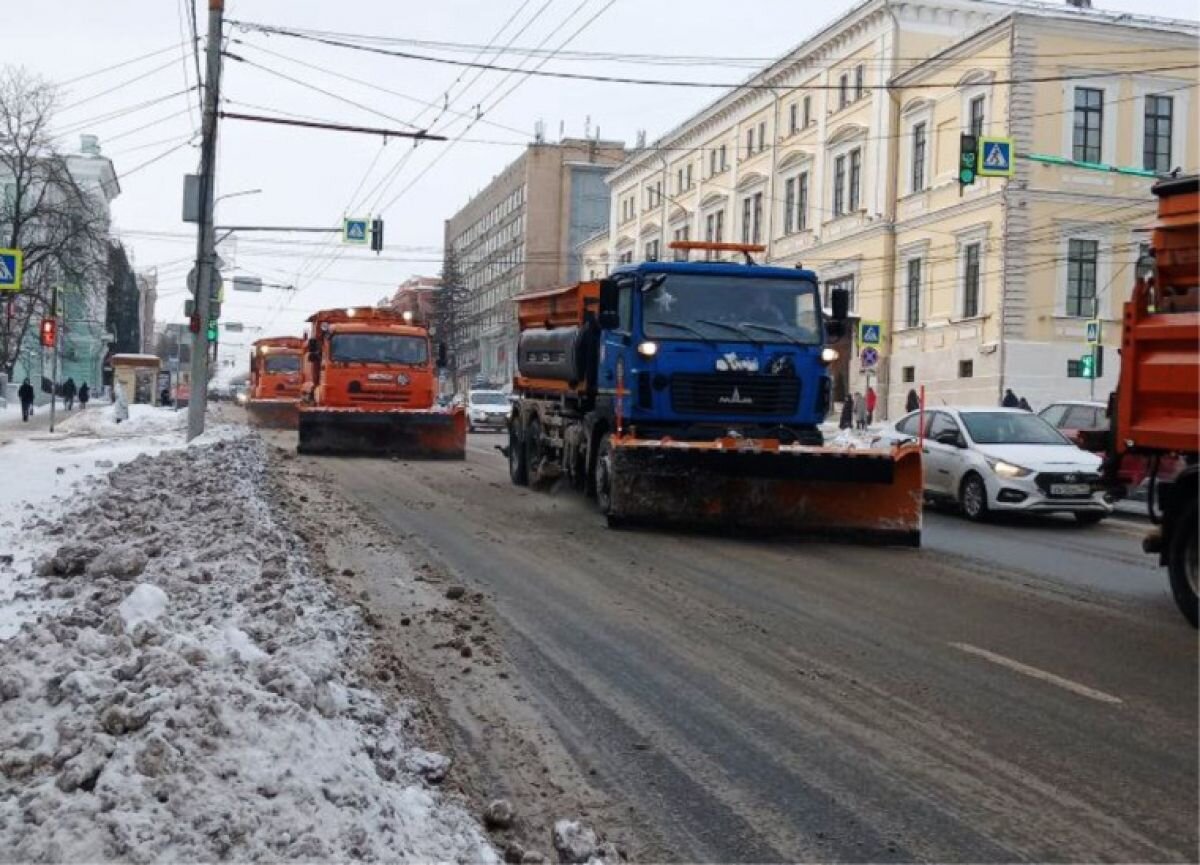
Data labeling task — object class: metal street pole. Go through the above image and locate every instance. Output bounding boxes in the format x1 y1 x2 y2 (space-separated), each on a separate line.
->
187 0 225 441
48 284 58 433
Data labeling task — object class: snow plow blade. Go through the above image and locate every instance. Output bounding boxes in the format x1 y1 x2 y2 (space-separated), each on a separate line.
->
607 439 922 545
297 407 466 458
246 399 299 430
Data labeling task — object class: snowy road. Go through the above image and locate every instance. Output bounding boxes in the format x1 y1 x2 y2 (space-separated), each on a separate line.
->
289 431 1198 863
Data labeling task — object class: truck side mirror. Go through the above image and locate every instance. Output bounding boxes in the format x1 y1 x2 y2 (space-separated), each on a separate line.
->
307 337 320 362
597 279 620 330
831 287 849 322
436 342 448 368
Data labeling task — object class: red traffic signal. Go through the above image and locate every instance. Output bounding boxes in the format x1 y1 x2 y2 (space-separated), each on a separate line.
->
189 314 201 334
39 317 56 348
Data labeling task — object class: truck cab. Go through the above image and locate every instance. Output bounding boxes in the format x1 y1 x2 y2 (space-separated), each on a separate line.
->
249 337 305 401
595 257 843 444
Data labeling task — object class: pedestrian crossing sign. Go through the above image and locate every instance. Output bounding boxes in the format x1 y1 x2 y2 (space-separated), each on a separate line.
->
343 218 369 244
858 320 883 346
1086 319 1101 346
0 248 23 292
977 136 1014 177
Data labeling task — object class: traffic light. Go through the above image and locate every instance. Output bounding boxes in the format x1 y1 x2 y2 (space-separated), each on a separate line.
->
189 314 201 334
206 319 218 343
370 217 384 253
959 133 978 186
1079 354 1095 379
1094 345 1104 378
39 317 56 348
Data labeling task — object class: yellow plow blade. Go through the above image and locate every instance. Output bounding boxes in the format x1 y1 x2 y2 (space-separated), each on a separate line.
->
246 398 299 430
607 438 922 546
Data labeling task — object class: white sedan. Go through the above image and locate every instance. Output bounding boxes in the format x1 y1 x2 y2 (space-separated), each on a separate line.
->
876 407 1113 523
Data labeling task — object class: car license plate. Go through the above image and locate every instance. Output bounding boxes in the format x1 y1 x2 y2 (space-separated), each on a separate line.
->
1050 483 1090 497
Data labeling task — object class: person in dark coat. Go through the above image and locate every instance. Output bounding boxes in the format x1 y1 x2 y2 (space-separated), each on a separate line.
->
1002 388 1019 408
78 382 90 409
18 378 34 422
1018 396 1032 412
838 393 854 430
62 377 76 410
905 388 920 413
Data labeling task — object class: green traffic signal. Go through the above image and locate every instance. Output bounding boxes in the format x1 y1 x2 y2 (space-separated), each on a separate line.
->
206 321 219 342
1079 355 1095 378
959 133 978 186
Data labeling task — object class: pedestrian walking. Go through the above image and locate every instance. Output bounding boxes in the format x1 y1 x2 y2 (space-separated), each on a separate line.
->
1002 388 1019 408
865 386 877 425
853 391 867 430
1018 396 1032 412
906 388 920 413
78 382 89 409
18 378 34 422
113 381 129 424
839 393 854 430
62 377 76 411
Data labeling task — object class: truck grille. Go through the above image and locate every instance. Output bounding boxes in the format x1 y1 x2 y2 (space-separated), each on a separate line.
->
669 374 799 416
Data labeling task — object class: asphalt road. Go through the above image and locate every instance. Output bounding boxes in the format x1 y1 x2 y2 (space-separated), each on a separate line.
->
312 432 1197 863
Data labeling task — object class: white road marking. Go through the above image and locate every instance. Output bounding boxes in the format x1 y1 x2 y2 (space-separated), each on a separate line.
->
949 642 1124 705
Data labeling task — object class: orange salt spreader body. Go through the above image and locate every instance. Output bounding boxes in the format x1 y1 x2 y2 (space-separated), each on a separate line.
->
246 336 305 429
297 306 465 458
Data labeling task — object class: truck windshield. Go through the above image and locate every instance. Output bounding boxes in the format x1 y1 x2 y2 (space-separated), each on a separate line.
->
330 334 428 365
641 274 820 344
263 354 301 373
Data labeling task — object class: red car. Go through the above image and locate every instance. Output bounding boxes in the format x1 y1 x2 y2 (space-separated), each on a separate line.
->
1039 400 1182 492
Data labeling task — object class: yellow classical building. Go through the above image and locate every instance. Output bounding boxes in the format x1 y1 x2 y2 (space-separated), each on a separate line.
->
591 0 1198 417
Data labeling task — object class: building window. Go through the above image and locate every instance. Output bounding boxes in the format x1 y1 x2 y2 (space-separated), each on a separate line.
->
789 103 799 135
784 178 796 235
1144 94 1173 173
742 196 752 243
741 194 762 244
962 242 981 318
958 359 974 378
854 64 864 100
838 74 849 110
969 95 985 139
1073 87 1103 164
676 168 684 194
757 121 766 153
824 275 855 312
848 148 861 211
645 239 659 261
618 250 633 265
709 148 717 177
902 365 915 383
746 127 754 158
906 258 921 328
833 154 846 216
719 144 728 172
911 122 926 192
797 171 808 231
705 210 725 257
1066 238 1099 317
672 226 689 260
803 95 812 128
752 192 763 244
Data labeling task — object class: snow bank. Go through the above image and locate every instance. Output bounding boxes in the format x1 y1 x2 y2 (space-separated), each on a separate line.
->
0 437 495 863
57 403 185 438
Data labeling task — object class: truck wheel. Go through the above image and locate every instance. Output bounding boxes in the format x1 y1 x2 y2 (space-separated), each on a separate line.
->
1167 497 1198 628
594 432 614 516
525 417 543 486
508 420 528 486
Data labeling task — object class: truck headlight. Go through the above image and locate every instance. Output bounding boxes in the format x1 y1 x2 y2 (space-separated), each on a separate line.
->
637 341 658 358
821 347 839 364
988 458 1032 478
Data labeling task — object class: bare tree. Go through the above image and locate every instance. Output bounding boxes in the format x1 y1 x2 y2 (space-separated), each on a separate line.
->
435 245 470 381
0 67 111 379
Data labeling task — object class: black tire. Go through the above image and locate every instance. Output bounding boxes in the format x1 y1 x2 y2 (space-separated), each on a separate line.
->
959 473 990 522
1167 497 1198 628
525 417 542 486
1073 512 1106 525
508 417 528 486
594 432 614 516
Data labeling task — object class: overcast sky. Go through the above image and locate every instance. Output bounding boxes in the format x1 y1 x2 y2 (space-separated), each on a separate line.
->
6 0 1197 367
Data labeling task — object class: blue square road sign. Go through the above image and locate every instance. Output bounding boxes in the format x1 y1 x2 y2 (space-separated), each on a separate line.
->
343 218 369 244
977 137 1014 177
0 249 23 292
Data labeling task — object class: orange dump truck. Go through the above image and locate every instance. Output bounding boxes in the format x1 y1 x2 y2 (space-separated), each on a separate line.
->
297 306 465 458
246 336 305 428
1106 174 1199 626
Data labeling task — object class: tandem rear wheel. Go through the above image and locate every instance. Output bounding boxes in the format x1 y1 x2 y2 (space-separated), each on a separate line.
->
1168 497 1198 628
508 419 528 486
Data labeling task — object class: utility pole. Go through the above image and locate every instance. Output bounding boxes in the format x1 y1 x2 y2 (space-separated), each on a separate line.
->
48 284 58 434
187 0 225 441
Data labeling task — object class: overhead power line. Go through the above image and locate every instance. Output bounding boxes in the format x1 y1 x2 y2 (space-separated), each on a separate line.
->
228 23 1199 91
218 110 449 141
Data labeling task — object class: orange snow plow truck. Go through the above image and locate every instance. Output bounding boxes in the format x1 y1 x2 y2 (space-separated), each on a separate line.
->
297 306 465 458
246 336 304 429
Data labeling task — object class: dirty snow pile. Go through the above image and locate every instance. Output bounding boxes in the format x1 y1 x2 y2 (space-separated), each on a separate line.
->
59 402 187 438
0 437 496 863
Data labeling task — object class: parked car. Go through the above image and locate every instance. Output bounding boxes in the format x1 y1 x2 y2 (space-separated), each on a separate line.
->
1038 399 1183 494
876 407 1113 523
467 389 510 432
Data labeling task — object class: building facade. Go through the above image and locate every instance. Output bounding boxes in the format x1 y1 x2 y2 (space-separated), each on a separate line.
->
382 275 441 322
445 138 624 390
595 0 1198 417
137 269 157 355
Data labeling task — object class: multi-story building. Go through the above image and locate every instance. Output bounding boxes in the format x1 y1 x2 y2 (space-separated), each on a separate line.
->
382 275 441 322
596 0 1198 417
136 269 157 355
445 138 625 390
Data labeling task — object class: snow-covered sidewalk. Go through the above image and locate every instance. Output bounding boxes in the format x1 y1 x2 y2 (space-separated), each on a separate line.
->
0 426 495 861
